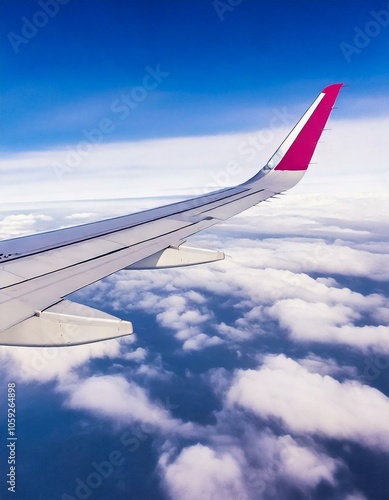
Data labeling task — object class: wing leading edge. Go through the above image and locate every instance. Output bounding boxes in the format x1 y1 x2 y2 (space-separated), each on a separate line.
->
0 84 343 346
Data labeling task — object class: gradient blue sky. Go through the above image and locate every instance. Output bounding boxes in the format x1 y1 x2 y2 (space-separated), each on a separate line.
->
1 0 389 151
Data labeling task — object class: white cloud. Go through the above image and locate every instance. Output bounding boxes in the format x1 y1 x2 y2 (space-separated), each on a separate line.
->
228 355 389 451
277 438 337 487
65 212 97 220
124 346 148 362
373 306 389 324
135 363 173 379
216 321 258 341
267 299 389 353
64 374 169 426
182 333 223 351
252 433 340 490
1 113 388 203
134 354 174 380
0 213 53 239
297 354 359 378
218 192 389 243
343 494 368 500
158 431 343 500
0 337 130 383
153 294 220 351
157 301 210 332
92 282 223 352
62 374 201 440
159 444 248 500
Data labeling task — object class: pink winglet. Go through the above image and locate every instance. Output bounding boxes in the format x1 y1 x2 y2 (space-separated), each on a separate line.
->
274 83 343 171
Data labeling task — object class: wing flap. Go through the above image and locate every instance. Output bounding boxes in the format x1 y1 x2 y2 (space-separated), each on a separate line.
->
127 244 225 269
0 299 133 347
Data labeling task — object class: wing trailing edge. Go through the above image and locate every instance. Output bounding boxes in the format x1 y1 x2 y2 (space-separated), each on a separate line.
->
0 300 133 347
127 244 225 269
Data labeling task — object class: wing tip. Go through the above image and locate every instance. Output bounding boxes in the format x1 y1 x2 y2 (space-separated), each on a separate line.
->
322 83 344 94
270 83 344 173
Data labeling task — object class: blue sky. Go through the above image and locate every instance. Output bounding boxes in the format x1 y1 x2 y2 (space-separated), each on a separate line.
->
1 0 389 151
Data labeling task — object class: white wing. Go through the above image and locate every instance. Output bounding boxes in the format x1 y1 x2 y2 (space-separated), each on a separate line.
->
0 84 343 346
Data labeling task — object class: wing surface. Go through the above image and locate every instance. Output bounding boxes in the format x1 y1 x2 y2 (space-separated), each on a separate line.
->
0 83 343 346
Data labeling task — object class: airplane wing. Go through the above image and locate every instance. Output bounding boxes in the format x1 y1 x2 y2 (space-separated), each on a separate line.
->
0 83 343 346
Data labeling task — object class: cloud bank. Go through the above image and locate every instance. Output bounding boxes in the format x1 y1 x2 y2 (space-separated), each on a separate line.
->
0 188 387 500
1 113 388 202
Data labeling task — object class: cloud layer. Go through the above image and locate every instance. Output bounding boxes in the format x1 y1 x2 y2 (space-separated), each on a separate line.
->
1 113 388 202
228 354 389 451
0 189 387 500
